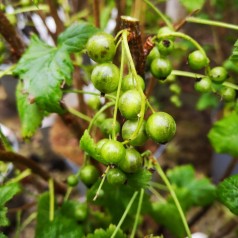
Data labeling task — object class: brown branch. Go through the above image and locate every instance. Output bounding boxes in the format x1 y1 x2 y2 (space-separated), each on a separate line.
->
0 10 25 61
46 0 64 36
120 16 145 77
0 151 67 194
93 0 100 28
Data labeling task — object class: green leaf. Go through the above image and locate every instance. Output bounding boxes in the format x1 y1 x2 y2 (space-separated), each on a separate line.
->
0 207 8 227
0 183 21 206
79 130 106 164
35 192 84 238
151 202 186 238
167 165 194 187
0 233 7 238
208 113 238 157
16 81 44 138
127 169 152 190
167 165 216 209
13 35 73 113
230 39 238 64
0 183 21 227
196 93 219 111
58 22 98 53
85 224 126 238
217 174 238 215
179 0 205 11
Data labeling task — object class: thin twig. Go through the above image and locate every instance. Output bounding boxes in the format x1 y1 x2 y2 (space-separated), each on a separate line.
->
93 0 100 28
0 10 25 60
0 151 67 194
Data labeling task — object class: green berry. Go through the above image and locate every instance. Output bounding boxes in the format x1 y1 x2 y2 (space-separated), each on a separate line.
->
101 118 120 137
74 203 88 222
119 148 143 173
157 39 174 56
147 47 160 66
86 32 116 63
67 174 79 187
121 74 145 91
146 112 176 144
188 50 208 70
79 165 99 186
119 89 142 120
169 83 181 94
210 66 228 84
87 95 101 110
91 63 120 93
101 140 126 165
170 95 182 107
194 77 212 93
122 120 148 146
107 168 127 185
157 27 174 40
220 87 236 102
150 57 172 80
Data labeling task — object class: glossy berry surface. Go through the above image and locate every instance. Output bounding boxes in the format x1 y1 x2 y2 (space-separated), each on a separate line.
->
101 140 126 165
220 87 236 102
209 66 228 84
91 63 119 94
86 32 116 63
122 120 148 146
79 165 99 186
119 148 143 173
188 50 208 70
147 47 160 66
107 168 127 185
101 118 120 137
150 57 172 80
157 39 174 56
146 112 176 144
157 26 174 39
194 77 212 93
118 89 142 119
121 74 145 91
67 174 79 187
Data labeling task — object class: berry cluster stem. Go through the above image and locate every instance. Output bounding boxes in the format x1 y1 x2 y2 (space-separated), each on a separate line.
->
186 16 238 31
112 191 139 238
143 0 173 29
112 43 125 140
49 178 55 222
130 188 144 238
93 165 110 201
122 30 146 142
154 161 192 238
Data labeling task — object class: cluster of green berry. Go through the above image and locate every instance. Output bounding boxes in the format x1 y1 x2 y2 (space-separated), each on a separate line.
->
67 31 177 188
147 26 236 106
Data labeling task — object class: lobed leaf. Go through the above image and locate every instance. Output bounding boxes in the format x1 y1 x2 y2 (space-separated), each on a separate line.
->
208 113 238 157
16 82 44 138
167 165 216 209
13 35 73 113
0 183 21 227
217 174 238 215
230 39 238 64
35 192 84 238
85 224 126 238
58 22 98 53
